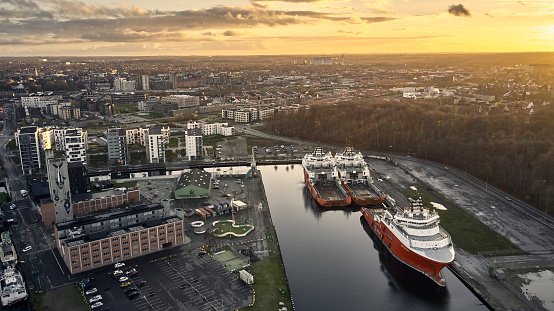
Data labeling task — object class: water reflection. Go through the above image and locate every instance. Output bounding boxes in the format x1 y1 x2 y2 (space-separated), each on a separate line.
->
360 216 450 305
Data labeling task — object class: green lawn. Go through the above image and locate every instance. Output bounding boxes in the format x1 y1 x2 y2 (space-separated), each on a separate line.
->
168 137 179 148
244 255 293 311
114 103 139 113
213 221 253 235
89 154 107 167
6 139 17 150
404 185 519 254
31 284 88 311
112 181 137 189
242 225 292 311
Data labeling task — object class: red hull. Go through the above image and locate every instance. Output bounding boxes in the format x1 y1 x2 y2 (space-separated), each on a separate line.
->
361 208 450 286
352 195 386 206
304 169 351 208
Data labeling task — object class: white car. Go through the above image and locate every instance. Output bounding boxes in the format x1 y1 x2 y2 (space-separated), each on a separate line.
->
89 295 102 303
114 262 125 269
91 302 103 309
22 246 32 253
85 288 98 295
119 276 129 282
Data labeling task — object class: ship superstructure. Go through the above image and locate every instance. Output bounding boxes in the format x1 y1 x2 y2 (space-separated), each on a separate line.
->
0 267 28 306
361 198 455 286
302 147 351 207
334 147 386 206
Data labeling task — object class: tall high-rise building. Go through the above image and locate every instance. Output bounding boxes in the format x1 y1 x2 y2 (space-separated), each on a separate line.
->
16 126 42 175
140 75 150 91
107 128 129 165
46 155 72 223
146 127 165 164
185 128 203 161
53 128 88 166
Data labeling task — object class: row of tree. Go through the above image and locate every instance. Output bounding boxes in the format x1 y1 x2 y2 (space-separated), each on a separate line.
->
263 99 554 215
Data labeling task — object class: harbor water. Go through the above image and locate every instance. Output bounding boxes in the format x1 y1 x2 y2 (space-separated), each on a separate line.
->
260 165 488 311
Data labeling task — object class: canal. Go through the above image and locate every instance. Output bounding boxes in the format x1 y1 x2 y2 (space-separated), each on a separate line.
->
260 165 488 311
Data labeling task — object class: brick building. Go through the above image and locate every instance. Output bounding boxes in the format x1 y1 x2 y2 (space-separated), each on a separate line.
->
55 203 185 274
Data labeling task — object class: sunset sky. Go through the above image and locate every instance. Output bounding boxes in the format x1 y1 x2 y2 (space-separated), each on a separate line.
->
1 0 553 56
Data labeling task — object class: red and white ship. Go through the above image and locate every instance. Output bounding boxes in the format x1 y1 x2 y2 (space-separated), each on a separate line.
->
361 198 455 286
302 147 351 207
335 147 386 206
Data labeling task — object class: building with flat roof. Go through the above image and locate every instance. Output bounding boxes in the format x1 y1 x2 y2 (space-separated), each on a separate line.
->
107 128 129 165
185 128 202 161
146 127 165 164
16 126 42 175
55 203 185 274
174 169 211 199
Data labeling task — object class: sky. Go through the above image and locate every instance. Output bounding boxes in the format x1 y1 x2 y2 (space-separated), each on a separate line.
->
0 0 553 56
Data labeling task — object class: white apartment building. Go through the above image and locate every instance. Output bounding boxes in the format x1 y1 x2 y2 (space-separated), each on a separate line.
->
146 128 165 164
107 128 129 165
138 126 169 146
53 128 88 165
162 95 200 108
221 107 275 123
21 93 61 108
258 108 275 120
185 128 202 161
125 128 139 145
187 121 235 137
114 78 137 91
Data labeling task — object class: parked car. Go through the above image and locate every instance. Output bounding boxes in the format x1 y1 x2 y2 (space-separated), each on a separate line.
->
113 270 124 277
136 280 147 287
89 295 102 303
91 302 104 309
124 286 137 294
114 262 125 269
119 276 129 282
22 245 32 253
85 288 98 295
125 268 138 277
120 282 131 287
127 291 140 299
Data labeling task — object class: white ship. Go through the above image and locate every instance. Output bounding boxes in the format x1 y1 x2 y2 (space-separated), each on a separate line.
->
1 267 28 306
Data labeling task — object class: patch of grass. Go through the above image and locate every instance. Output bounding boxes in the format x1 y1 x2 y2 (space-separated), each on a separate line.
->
32 285 88 311
0 192 10 203
168 137 179 148
213 221 253 235
6 138 17 150
404 185 519 254
89 154 107 167
244 256 293 311
114 103 139 113
112 181 137 189
203 135 226 146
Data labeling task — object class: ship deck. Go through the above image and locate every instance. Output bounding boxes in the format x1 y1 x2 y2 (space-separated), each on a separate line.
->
314 182 349 201
347 182 381 198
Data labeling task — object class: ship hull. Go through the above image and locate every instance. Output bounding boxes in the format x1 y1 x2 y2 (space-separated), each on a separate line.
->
304 169 351 208
361 208 451 286
352 195 386 206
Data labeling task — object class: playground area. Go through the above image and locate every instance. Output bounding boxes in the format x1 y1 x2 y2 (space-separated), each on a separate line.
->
212 220 254 237
211 246 251 272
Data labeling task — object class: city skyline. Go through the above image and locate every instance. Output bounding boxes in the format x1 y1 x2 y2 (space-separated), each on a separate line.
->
1 0 553 56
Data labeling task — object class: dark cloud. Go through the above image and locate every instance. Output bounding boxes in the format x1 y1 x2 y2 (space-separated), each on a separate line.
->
223 30 241 36
448 4 471 17
0 0 40 10
0 3 399 45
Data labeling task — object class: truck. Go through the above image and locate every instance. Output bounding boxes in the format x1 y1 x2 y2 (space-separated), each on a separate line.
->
20 190 28 197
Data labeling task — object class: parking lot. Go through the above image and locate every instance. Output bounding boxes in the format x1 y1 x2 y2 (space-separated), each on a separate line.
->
77 248 253 311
